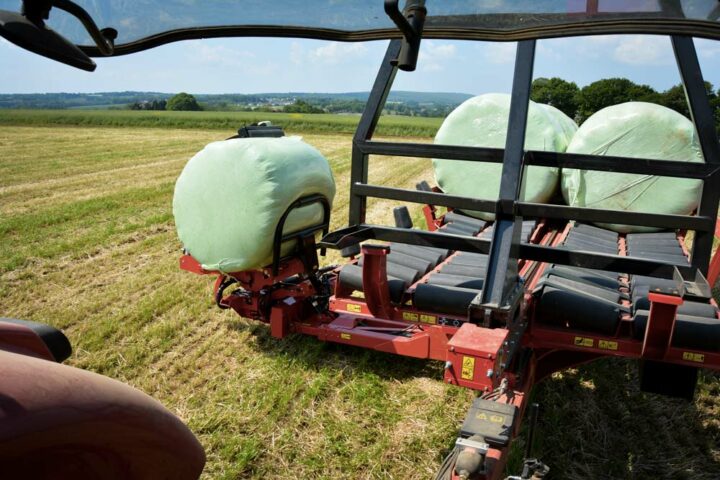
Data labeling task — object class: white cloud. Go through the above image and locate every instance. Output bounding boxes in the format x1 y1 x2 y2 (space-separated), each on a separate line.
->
307 42 367 65
611 35 672 66
418 41 457 72
189 43 255 67
481 42 516 64
696 38 720 59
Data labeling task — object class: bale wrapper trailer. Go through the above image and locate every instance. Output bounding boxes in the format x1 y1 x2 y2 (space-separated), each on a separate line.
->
178 8 720 478
2 0 720 478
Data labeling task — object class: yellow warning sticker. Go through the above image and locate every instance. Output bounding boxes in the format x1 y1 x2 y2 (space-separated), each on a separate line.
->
420 314 437 324
346 304 361 313
682 352 705 363
574 337 594 348
403 312 419 322
599 340 618 351
476 412 488 421
340 333 352 340
489 415 505 424
461 356 475 380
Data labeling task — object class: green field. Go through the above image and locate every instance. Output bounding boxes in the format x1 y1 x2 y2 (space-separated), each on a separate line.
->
0 109 442 137
1 120 719 479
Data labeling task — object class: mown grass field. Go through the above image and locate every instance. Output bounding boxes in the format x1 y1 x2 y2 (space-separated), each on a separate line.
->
0 109 442 137
1 121 719 479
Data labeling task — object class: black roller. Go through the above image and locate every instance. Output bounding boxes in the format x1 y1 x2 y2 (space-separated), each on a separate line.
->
626 232 679 242
632 310 720 351
414 284 480 316
566 230 619 247
535 286 623 335
357 257 421 284
627 253 688 265
542 275 623 302
549 265 620 282
338 264 407 303
390 243 446 265
444 211 486 230
630 276 679 292
439 263 487 277
632 288 718 317
358 251 433 274
441 223 479 236
627 245 684 256
543 266 620 289
448 253 489 267
564 237 619 252
572 223 620 241
425 273 485 289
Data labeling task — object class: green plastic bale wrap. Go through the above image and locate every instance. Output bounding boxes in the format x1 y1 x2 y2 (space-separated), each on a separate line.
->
432 93 573 220
561 102 703 233
540 103 579 147
173 136 335 272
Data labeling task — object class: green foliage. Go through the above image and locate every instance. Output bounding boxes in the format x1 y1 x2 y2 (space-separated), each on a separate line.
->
284 99 324 114
129 99 166 111
167 92 201 111
530 77 579 118
575 78 661 121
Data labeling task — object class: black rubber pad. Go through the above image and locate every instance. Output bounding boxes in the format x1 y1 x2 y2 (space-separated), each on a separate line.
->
338 264 406 303
632 310 720 351
0 318 72 362
414 284 480 316
425 273 485 290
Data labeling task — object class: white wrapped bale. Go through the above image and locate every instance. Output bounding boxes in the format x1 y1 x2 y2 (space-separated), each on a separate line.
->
432 93 572 220
562 102 703 233
173 137 335 272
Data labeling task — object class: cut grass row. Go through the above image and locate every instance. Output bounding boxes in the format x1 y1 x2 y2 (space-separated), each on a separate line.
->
0 109 443 137
1 125 719 478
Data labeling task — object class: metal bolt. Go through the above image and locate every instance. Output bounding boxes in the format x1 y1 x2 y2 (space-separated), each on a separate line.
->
449 346 455 352
486 369 494 378
444 361 453 370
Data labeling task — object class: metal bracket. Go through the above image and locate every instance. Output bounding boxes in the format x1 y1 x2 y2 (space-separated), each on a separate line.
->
383 0 426 71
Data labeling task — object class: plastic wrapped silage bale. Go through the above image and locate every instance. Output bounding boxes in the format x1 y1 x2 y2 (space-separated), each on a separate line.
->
173 136 335 272
432 93 574 220
561 102 703 233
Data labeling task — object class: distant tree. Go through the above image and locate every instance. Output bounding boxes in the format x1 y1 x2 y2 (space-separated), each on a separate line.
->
530 77 579 118
283 100 324 114
167 92 201 111
576 78 660 121
658 81 716 119
128 99 166 111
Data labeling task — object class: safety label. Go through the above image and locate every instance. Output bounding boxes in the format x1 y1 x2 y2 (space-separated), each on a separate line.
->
461 356 475 380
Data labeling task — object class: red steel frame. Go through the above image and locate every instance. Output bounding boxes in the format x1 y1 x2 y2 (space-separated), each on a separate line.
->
180 215 720 480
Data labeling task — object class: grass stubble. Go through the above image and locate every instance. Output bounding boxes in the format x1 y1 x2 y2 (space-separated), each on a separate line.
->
1 124 719 479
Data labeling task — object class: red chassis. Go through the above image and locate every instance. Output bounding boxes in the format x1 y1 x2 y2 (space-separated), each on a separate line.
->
180 217 720 480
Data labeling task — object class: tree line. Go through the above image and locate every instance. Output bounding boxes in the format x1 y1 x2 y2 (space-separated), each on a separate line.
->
530 77 720 130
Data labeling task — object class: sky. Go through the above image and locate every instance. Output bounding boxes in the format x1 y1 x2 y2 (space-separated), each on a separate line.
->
1 34 720 95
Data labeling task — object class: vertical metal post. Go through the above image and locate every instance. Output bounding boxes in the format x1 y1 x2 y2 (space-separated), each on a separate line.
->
348 39 402 225
477 40 536 311
671 36 720 274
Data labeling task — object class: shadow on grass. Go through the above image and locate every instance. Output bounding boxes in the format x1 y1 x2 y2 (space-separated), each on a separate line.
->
522 358 720 480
